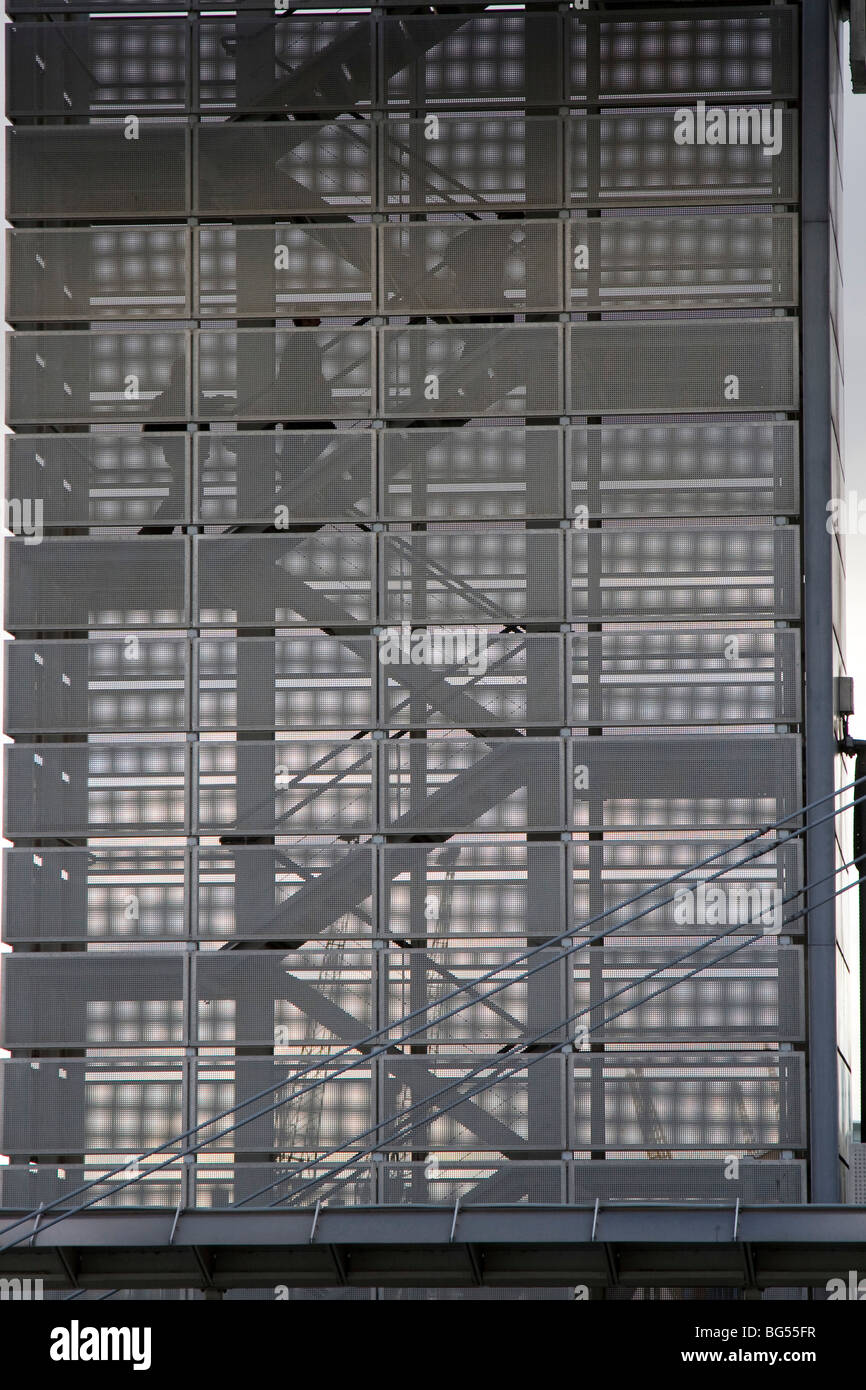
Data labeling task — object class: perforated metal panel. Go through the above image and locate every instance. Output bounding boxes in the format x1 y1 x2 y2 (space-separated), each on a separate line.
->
572 942 805 1041
568 629 801 726
380 427 562 522
382 531 564 626
570 1050 806 1150
567 214 797 311
195 1058 375 1155
7 433 189 527
194 950 376 1047
8 331 190 425
7 20 190 116
381 1162 568 1207
381 324 562 418
571 8 798 102
195 431 373 524
569 318 798 414
0 955 187 1048
383 117 562 210
196 844 376 942
7 125 189 219
567 421 799 518
571 836 804 937
5 637 189 734
197 1164 376 1210
571 1159 806 1203
380 219 560 315
381 632 564 729
7 226 189 322
0 1059 185 1156
0 1165 184 1211
199 16 373 113
567 734 801 832
196 328 373 421
382 738 565 834
569 526 800 622
196 534 375 627
3 846 188 943
195 740 375 835
5 537 188 631
380 1055 566 1151
4 742 189 839
568 110 798 204
196 122 373 215
196 635 375 731
196 225 374 318
383 12 563 107
382 842 565 940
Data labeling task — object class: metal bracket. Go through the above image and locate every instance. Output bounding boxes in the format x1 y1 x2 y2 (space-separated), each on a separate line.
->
310 1199 322 1243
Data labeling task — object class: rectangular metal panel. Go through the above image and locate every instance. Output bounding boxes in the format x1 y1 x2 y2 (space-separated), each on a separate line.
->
382 531 564 626
196 534 375 627
4 742 189 839
568 628 801 726
5 537 188 631
382 737 565 834
381 324 562 418
195 740 375 836
381 632 564 729
3 846 188 943
199 16 373 113
570 1050 806 1150
569 526 800 622
0 1164 183 1210
7 125 189 220
196 844 376 942
382 116 562 210
196 328 373 421
567 734 801 832
196 635 376 731
383 12 563 106
568 318 798 414
196 122 373 215
8 331 190 426
0 955 187 1048
194 950 376 1047
195 1058 375 1154
380 427 562 522
5 637 190 734
7 433 190 527
381 1161 568 1207
567 213 798 311
382 842 566 940
195 431 374 524
572 942 805 1042
567 421 799 518
7 226 190 322
572 835 804 938
570 1159 806 1203
7 20 189 116
196 224 374 318
567 110 798 204
380 220 561 315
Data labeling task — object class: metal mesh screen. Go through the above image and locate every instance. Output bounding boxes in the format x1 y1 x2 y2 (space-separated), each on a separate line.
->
196 225 374 318
198 16 373 114
5 637 190 734
8 331 190 425
382 738 565 834
569 319 798 414
383 12 563 107
567 422 799 518
7 433 190 527
196 635 376 731
196 844 376 942
196 534 375 627
380 427 562 522
7 20 190 116
194 950 376 1047
0 956 187 1049
195 432 373 525
5 538 188 631
195 740 375 836
7 226 189 321
382 117 562 210
382 532 564 625
7 125 189 219
381 325 562 418
196 122 373 215
567 214 797 311
568 629 801 726
196 328 373 421
569 526 800 622
195 1058 375 1155
4 742 189 838
380 220 561 316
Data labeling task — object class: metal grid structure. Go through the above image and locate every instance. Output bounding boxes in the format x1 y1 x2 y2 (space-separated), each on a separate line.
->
0 0 850 1300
